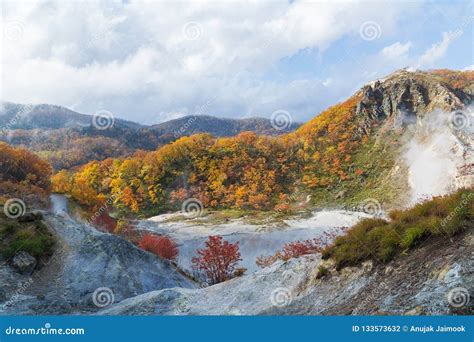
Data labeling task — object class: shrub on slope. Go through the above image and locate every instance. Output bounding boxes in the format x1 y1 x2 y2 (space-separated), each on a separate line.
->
322 188 473 270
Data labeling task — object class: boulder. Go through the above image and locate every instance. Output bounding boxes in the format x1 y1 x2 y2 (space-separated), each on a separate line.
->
11 252 37 274
18 212 43 223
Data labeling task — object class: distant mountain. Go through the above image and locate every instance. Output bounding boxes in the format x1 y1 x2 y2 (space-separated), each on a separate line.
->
0 102 301 169
151 115 300 137
82 114 300 150
0 102 299 135
0 102 142 130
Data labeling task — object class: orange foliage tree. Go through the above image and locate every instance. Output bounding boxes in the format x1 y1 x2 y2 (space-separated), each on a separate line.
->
56 91 381 215
0 142 52 204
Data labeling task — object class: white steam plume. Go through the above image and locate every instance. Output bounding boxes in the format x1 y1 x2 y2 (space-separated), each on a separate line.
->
404 106 473 204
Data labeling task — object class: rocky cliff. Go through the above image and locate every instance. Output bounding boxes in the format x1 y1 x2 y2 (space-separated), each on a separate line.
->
340 70 473 207
0 213 196 315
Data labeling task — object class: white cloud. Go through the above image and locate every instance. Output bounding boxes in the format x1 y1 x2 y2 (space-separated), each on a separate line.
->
0 1 423 123
381 41 412 59
416 30 462 68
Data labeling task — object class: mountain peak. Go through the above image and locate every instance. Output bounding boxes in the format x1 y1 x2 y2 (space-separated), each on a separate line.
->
355 69 472 127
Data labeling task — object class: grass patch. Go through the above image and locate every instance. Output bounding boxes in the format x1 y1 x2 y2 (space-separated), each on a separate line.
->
306 131 406 210
161 208 300 226
316 265 329 279
322 188 473 270
0 212 56 260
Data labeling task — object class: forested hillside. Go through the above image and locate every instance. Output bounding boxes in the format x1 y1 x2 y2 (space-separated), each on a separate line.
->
52 70 473 217
0 142 52 207
1 103 299 170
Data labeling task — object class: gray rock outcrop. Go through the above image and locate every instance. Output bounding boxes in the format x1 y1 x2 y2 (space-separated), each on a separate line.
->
11 252 37 274
0 213 196 314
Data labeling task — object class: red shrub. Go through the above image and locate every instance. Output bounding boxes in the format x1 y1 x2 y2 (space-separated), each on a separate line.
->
192 235 241 285
255 253 281 268
256 232 345 268
282 239 322 260
138 233 178 261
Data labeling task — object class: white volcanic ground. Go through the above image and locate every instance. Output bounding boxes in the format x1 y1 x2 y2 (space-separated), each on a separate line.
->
137 210 373 274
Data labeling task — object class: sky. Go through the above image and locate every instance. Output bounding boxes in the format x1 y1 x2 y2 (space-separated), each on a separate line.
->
0 0 473 125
